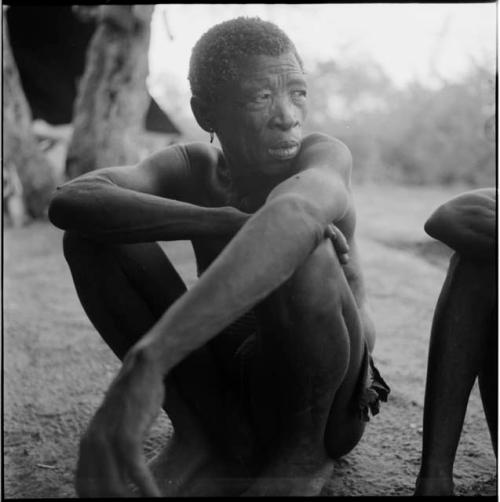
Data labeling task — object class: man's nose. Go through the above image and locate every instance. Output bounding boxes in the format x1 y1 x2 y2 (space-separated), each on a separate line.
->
270 95 299 130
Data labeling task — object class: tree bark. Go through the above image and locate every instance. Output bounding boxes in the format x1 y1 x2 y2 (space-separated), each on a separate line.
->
3 14 57 221
66 5 154 179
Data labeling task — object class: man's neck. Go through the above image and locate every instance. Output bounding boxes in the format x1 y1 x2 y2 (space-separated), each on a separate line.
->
222 169 285 213
220 157 289 196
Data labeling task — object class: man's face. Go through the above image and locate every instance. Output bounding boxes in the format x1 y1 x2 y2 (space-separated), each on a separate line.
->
213 52 308 176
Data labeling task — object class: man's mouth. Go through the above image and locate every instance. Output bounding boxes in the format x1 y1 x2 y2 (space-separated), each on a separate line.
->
268 141 300 160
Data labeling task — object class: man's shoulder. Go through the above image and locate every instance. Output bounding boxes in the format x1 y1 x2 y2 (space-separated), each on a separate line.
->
183 141 222 171
147 142 219 170
145 142 222 197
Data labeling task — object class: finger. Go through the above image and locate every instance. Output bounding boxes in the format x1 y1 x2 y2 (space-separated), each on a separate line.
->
127 449 161 497
331 225 349 255
76 431 130 498
76 434 109 497
339 252 350 265
326 224 349 262
96 452 130 497
324 223 336 240
325 224 350 265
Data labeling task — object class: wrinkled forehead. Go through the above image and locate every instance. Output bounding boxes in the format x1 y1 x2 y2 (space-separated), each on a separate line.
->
236 52 304 80
213 52 306 103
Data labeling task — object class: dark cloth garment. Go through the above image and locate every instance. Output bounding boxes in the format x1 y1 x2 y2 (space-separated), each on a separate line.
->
355 346 391 422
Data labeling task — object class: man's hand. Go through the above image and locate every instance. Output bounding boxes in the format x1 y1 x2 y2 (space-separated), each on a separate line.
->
325 223 350 264
76 347 165 497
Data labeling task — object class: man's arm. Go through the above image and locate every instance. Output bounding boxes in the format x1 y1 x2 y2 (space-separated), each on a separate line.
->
49 143 248 243
424 188 496 261
141 134 352 365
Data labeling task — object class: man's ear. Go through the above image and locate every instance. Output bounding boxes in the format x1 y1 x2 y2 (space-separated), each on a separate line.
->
190 96 214 132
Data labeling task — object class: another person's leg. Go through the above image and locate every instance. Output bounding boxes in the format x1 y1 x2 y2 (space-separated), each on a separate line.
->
478 315 497 456
63 232 254 495
415 254 496 496
244 239 368 496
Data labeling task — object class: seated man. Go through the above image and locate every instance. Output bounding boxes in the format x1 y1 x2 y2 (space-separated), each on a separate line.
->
415 188 496 496
49 17 389 497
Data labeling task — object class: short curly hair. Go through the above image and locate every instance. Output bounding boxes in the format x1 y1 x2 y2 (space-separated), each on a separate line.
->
188 16 303 103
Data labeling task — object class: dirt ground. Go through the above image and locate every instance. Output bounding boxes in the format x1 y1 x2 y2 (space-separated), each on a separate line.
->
3 182 497 498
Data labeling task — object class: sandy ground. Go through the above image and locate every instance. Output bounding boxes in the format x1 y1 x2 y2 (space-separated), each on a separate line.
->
3 182 497 498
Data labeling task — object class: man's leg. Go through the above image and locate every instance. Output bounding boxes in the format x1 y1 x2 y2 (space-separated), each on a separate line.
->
63 232 254 495
415 254 496 496
244 238 367 496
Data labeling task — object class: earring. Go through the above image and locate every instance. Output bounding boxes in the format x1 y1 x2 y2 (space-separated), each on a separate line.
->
209 130 215 144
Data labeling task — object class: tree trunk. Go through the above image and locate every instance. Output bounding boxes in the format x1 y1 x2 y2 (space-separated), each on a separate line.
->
66 5 154 179
3 14 57 222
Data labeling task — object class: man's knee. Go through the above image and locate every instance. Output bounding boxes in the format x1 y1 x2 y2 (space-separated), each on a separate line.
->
256 238 354 365
279 239 348 318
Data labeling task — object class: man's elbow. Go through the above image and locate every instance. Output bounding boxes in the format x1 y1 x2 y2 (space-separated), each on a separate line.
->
48 190 68 229
48 177 101 229
48 185 82 230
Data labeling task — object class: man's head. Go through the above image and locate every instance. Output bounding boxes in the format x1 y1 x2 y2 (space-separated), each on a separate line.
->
188 16 303 104
189 17 308 178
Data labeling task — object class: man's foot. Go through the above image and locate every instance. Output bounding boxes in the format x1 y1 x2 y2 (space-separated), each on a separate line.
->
414 475 454 496
242 448 334 496
148 434 253 497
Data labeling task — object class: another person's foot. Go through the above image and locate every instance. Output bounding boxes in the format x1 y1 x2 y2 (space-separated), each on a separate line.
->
414 474 454 496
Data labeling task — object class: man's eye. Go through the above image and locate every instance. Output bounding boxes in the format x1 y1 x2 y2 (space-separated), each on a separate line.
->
291 90 307 101
252 92 272 103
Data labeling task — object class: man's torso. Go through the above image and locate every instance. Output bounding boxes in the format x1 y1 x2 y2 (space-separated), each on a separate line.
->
168 136 368 309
